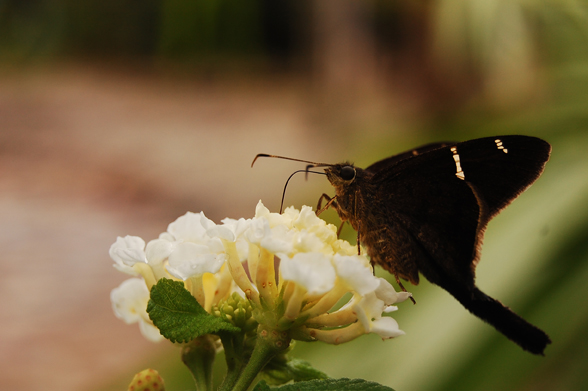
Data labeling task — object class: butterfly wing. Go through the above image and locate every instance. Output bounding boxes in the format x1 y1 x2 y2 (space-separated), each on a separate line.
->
365 142 453 173
365 135 550 287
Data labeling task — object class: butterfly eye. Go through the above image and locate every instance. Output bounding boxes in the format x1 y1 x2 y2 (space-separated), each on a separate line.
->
340 166 356 181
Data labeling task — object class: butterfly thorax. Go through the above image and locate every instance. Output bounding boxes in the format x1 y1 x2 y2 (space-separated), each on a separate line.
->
325 164 378 235
325 163 420 283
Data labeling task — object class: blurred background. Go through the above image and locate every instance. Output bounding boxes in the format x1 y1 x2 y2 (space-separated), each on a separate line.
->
1 0 587 390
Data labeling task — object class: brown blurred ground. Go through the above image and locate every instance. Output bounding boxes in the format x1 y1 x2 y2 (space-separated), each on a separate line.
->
0 63 407 390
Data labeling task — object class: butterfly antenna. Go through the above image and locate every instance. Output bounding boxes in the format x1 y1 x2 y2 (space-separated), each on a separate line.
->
279 169 326 213
305 164 317 180
251 153 332 168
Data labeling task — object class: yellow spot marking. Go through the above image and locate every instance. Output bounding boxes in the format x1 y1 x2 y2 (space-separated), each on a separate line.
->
495 139 508 153
451 146 465 180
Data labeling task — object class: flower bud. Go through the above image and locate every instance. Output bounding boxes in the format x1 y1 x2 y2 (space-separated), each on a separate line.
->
128 368 165 391
213 292 258 332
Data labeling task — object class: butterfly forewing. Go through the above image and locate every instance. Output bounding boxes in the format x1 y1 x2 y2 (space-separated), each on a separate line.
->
455 136 551 219
365 142 453 173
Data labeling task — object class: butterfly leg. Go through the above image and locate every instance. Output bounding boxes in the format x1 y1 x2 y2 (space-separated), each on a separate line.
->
350 190 363 256
316 193 338 215
317 194 348 238
336 221 345 237
356 221 361 255
395 275 417 304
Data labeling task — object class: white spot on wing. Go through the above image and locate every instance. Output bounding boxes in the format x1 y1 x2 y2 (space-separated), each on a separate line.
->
451 146 465 180
495 139 508 153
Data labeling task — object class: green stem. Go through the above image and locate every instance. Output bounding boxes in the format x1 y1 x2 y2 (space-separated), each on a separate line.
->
218 332 244 391
231 326 291 391
181 336 216 391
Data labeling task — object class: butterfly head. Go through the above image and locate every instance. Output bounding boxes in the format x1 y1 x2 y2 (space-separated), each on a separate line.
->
251 154 364 209
325 163 357 187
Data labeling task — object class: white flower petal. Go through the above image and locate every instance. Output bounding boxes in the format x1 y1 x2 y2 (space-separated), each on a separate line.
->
109 236 147 272
260 225 295 254
255 200 270 218
383 305 398 313
245 218 271 245
221 217 251 238
207 225 235 242
293 231 327 253
207 237 226 254
167 212 208 242
167 242 225 279
294 205 322 230
293 206 338 245
352 292 404 339
354 293 385 329
110 278 150 324
113 263 138 276
332 239 357 256
110 278 164 343
138 319 165 342
145 239 174 265
375 278 411 305
267 213 294 228
158 232 175 242
282 206 301 223
311 226 338 246
198 212 217 230
280 253 336 295
254 200 295 228
333 254 379 295
370 317 405 339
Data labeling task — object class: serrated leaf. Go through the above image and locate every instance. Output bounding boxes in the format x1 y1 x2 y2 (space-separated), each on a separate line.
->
147 278 240 343
287 359 329 382
263 358 328 385
252 380 272 391
252 378 396 391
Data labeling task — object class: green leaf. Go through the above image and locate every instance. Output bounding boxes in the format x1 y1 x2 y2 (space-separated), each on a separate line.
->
147 278 240 343
252 378 396 391
252 381 272 391
286 359 329 383
263 358 329 385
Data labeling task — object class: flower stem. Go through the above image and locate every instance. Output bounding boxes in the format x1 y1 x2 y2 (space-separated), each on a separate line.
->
218 332 244 391
230 325 291 391
181 336 216 391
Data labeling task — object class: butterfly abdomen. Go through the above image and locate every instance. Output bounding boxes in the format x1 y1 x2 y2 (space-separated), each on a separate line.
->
451 285 551 355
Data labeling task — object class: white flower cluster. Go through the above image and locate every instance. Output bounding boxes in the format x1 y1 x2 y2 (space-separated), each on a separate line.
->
110 201 410 343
